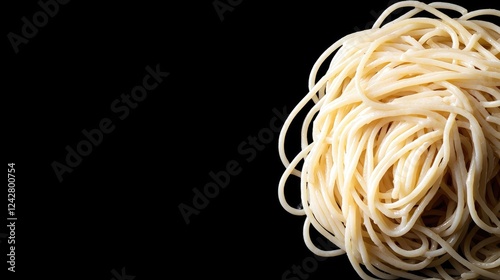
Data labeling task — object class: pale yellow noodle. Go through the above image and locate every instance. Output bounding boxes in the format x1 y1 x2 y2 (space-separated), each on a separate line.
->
278 1 500 279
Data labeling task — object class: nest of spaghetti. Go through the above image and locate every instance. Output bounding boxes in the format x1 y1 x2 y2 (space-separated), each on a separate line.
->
278 1 500 279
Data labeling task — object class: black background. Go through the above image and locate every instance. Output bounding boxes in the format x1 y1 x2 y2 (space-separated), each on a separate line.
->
3 0 498 279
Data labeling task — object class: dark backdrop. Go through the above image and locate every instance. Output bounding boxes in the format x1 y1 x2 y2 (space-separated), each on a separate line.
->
3 0 496 279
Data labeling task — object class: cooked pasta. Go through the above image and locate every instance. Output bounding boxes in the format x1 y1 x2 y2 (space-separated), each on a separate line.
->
278 1 500 279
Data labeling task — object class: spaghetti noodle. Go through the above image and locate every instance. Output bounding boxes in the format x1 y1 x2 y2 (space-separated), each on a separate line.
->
278 1 500 279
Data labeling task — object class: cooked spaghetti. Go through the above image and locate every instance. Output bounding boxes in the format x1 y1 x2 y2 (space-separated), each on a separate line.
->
278 1 500 279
